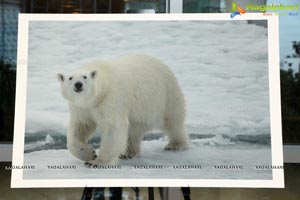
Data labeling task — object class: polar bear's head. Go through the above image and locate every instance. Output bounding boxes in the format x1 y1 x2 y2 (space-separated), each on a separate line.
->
57 70 97 107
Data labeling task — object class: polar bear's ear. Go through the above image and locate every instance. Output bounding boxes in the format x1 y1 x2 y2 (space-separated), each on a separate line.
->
57 73 65 82
90 70 97 79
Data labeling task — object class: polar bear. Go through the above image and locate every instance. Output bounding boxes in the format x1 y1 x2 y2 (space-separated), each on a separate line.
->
57 55 189 167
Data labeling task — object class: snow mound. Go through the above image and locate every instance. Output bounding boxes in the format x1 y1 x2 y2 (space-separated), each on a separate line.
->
45 134 55 145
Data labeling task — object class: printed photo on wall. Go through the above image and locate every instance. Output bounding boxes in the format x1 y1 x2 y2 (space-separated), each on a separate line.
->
11 14 284 188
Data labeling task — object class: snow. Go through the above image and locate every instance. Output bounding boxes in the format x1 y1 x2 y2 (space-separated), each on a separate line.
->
25 20 270 138
22 19 273 180
23 140 272 179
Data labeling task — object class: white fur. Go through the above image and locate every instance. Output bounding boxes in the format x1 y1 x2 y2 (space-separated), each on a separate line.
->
57 55 189 166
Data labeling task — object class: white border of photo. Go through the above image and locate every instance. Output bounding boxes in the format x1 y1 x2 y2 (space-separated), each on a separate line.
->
11 13 283 188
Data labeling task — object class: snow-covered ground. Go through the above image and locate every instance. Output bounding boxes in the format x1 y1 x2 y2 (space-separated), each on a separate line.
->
23 140 272 179
23 19 272 179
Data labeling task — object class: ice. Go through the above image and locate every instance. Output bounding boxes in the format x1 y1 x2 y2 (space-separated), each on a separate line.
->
45 134 55 145
23 140 272 179
192 135 235 146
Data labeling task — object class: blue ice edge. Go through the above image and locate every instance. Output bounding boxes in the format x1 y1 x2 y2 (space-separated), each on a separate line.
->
24 131 271 153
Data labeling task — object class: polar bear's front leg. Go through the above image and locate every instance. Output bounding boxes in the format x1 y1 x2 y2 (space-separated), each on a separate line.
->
67 121 97 162
119 125 146 159
85 118 129 167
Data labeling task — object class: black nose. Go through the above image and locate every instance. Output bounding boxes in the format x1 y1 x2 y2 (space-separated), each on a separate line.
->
74 82 83 90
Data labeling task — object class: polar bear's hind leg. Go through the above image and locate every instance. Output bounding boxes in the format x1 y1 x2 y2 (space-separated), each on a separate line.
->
163 117 189 151
163 88 189 151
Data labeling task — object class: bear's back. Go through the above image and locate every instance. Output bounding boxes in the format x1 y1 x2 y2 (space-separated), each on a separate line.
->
109 55 183 129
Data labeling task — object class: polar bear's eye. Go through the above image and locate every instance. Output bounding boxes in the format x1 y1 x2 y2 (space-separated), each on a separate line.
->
69 77 73 80
83 76 87 79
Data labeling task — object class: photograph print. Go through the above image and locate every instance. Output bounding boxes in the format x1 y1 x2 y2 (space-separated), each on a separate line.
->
11 14 284 188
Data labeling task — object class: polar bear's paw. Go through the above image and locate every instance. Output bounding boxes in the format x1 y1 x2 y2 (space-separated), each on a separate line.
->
84 158 118 168
119 150 140 160
119 154 132 160
164 142 188 151
119 152 137 160
78 145 97 161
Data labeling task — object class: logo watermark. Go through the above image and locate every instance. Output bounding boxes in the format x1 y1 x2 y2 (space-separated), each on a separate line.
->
230 2 246 18
230 1 299 18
